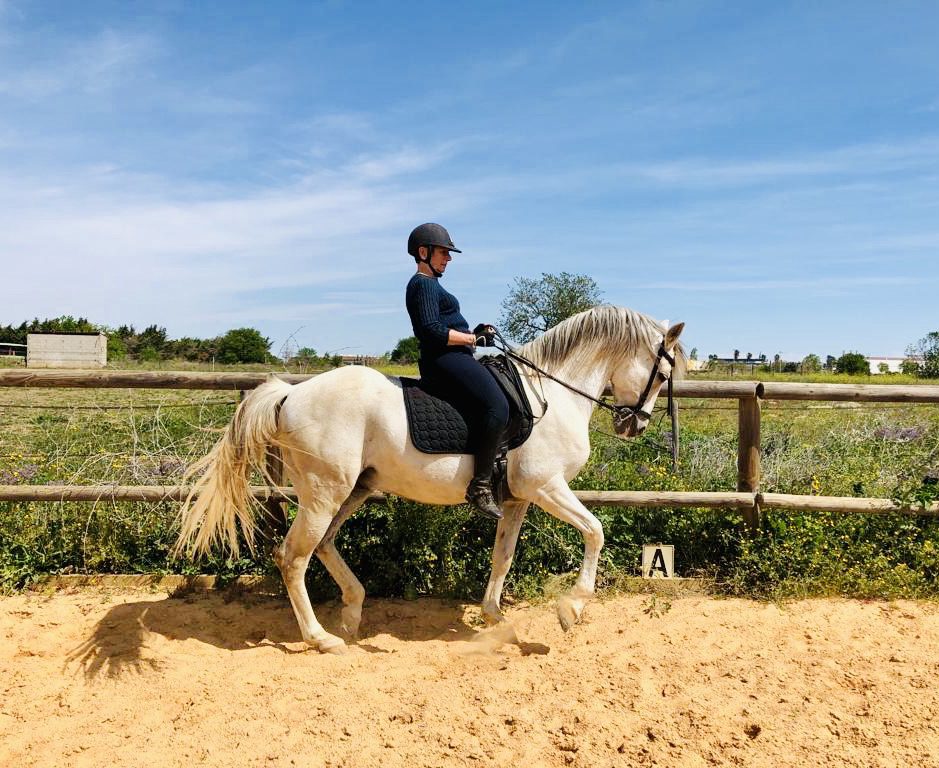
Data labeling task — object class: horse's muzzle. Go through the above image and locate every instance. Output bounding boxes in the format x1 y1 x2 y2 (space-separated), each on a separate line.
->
614 412 647 438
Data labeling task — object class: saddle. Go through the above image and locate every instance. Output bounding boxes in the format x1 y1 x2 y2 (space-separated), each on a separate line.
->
391 354 536 503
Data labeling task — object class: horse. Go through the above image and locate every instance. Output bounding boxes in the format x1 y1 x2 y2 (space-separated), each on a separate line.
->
175 305 685 653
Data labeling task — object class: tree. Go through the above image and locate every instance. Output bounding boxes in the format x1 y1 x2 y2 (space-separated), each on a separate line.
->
137 324 168 356
169 336 215 362
801 354 821 373
498 272 602 343
901 358 921 376
217 328 271 364
906 331 939 378
834 351 870 375
390 336 420 364
107 335 127 360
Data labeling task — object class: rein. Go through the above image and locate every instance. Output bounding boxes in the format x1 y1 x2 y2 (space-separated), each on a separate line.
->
490 328 676 433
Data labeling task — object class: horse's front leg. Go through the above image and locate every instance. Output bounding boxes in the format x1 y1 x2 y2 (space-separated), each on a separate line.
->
532 474 605 631
481 500 530 625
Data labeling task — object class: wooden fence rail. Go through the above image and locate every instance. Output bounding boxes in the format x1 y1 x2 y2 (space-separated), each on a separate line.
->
1 485 936 516
3 370 939 519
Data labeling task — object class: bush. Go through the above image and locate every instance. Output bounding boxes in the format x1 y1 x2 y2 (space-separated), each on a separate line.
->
217 328 271 364
907 331 939 378
835 351 869 375
390 337 420 364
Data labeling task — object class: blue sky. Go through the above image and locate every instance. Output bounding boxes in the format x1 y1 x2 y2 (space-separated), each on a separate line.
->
1 1 937 361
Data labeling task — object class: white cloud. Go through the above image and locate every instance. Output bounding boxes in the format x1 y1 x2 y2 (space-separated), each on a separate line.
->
645 276 918 293
0 139 481 344
620 136 939 189
0 28 158 98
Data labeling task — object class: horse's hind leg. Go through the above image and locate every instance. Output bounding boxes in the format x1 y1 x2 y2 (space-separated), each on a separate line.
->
315 542 365 639
314 479 375 639
273 489 350 654
481 500 529 625
317 473 375 553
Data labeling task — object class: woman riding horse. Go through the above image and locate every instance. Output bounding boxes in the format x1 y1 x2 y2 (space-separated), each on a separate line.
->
405 222 508 520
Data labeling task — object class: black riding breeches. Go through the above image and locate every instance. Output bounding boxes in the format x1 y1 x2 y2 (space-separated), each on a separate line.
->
420 349 510 481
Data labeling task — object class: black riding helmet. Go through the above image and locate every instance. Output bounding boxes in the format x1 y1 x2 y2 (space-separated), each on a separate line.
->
407 223 461 259
408 223 461 278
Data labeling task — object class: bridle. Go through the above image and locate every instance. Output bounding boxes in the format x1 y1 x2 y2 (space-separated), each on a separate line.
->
490 328 676 434
613 342 676 433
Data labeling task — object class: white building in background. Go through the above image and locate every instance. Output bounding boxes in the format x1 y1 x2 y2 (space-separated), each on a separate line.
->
26 333 108 369
866 356 919 374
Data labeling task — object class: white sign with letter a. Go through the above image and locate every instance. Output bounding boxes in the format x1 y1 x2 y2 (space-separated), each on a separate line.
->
641 544 675 579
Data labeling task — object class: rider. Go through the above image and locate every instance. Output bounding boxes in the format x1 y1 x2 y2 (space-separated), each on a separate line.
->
405 223 508 521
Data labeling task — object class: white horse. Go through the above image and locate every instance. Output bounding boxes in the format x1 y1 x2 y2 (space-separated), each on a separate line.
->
175 306 685 653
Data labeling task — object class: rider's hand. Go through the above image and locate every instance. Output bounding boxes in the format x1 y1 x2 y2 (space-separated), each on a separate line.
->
473 323 496 347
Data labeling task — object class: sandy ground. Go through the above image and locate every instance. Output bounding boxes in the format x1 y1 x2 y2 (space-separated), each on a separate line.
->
1 588 938 768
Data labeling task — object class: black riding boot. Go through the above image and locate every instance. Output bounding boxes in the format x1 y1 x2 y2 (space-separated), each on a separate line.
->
466 476 503 520
466 427 504 520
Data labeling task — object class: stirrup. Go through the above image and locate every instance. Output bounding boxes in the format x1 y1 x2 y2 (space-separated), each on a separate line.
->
466 479 503 520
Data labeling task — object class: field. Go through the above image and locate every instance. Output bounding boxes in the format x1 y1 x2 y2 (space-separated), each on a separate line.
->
1 362 939 599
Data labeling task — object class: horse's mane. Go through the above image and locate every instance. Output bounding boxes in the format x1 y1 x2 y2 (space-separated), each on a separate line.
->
516 305 687 376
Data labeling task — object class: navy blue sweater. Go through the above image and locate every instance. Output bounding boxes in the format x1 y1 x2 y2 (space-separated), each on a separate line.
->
405 273 470 360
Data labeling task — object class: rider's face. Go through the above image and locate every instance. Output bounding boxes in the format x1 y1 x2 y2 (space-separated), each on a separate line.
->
428 246 453 274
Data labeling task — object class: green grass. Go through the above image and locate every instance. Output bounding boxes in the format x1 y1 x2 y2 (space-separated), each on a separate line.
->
695 368 923 385
2 362 938 600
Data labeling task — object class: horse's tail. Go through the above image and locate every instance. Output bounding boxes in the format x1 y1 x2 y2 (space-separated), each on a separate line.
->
174 374 293 560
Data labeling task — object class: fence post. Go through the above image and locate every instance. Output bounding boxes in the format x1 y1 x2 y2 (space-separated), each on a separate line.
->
737 393 762 531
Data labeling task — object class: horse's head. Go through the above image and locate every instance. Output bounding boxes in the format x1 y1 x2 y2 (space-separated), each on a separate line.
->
609 321 685 437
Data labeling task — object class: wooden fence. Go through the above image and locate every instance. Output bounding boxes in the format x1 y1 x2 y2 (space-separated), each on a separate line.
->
2 370 939 527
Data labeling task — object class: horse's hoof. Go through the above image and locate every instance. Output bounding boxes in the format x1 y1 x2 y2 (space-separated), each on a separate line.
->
317 634 347 655
556 596 579 632
481 609 505 627
340 606 362 639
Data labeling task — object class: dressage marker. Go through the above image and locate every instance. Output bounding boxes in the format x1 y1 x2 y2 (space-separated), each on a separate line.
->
642 544 675 579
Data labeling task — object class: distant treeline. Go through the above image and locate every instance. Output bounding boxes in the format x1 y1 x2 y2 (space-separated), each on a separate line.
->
0 316 277 364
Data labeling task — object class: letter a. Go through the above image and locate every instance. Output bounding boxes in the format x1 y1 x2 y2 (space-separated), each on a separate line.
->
648 547 669 578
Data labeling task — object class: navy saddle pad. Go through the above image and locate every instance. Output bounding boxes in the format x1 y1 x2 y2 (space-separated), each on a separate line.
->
394 355 535 455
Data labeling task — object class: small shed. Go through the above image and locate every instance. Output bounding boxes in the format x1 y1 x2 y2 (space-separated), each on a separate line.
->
27 333 108 369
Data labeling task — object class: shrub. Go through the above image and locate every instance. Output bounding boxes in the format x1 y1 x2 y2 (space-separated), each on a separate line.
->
835 351 869 375
217 328 271 364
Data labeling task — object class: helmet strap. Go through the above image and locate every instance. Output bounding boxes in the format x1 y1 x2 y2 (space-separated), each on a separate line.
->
420 246 444 278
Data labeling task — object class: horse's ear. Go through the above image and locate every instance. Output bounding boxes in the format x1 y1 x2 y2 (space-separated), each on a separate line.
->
665 322 685 346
